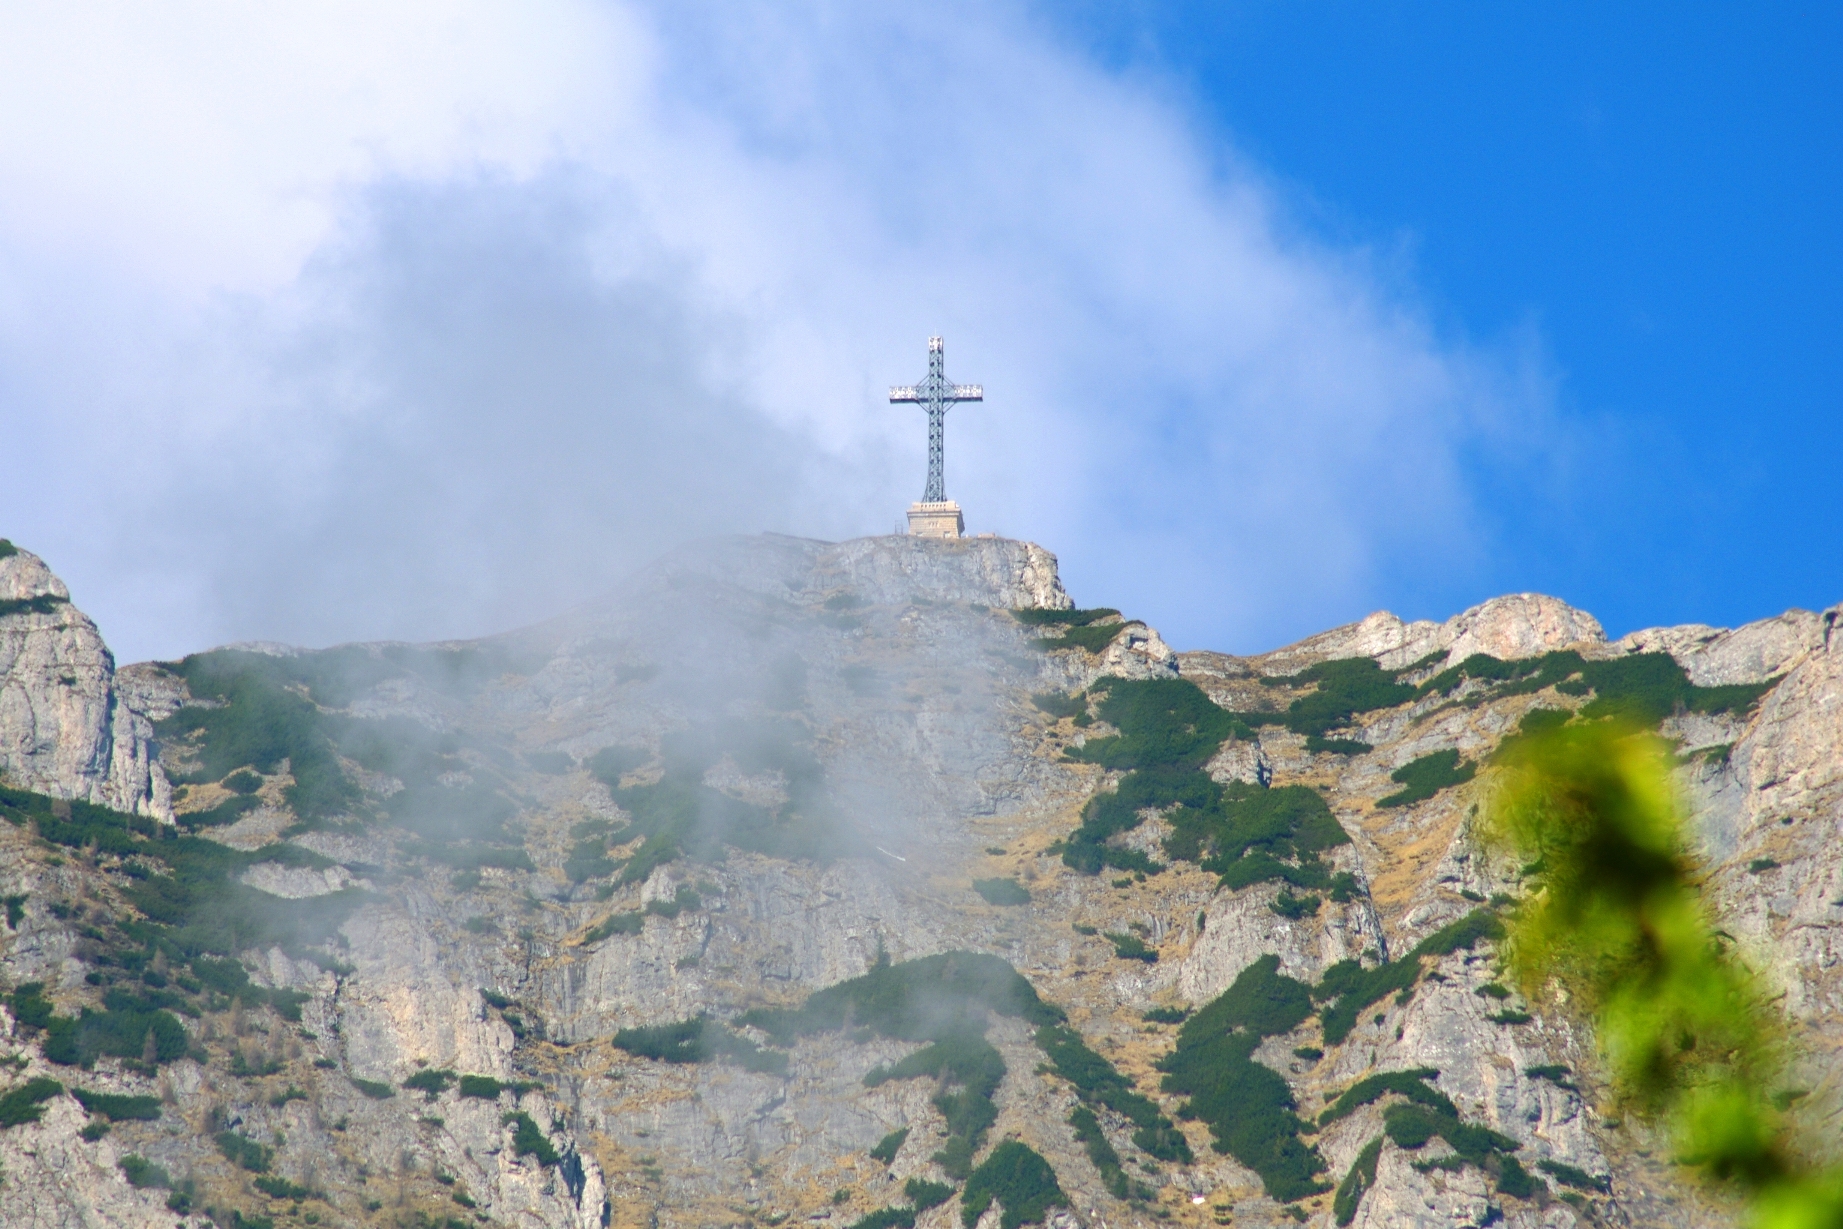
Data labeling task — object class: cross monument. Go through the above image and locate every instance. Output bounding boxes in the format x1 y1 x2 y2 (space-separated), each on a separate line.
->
889 335 982 538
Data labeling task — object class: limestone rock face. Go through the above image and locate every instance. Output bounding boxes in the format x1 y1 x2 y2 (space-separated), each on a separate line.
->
0 544 168 819
0 534 1837 1229
1263 592 1605 675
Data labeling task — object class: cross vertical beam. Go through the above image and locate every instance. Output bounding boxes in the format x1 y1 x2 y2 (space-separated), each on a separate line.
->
889 336 982 503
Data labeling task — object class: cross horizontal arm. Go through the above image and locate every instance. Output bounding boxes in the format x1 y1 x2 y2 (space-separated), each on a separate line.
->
950 384 983 400
889 386 921 402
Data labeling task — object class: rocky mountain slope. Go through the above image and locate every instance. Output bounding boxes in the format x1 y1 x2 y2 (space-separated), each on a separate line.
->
0 531 1835 1229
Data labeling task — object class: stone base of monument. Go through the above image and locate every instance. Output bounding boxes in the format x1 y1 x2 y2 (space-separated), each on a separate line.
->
906 500 964 539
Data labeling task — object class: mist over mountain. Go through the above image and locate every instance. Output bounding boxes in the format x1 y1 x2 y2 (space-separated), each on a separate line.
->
0 530 1837 1229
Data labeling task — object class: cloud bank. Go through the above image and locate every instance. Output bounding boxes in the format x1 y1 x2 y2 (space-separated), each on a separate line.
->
0 1 1545 662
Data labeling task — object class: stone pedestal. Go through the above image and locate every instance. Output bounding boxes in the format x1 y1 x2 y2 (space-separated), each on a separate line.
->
906 501 964 539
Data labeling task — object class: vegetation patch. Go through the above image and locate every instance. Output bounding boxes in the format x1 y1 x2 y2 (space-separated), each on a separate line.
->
0 1077 64 1128
502 1111 560 1166
583 911 645 943
1332 1136 1383 1226
961 1140 1066 1229
402 1069 456 1099
972 877 1030 906
1537 1159 1610 1192
217 1129 274 1172
0 593 69 618
1314 910 1502 1044
587 718 845 883
1104 931 1158 962
743 951 1060 1178
1030 692 1086 720
868 1126 909 1164
1318 1069 1452 1126
1382 1103 1532 1198
119 1154 172 1189
1424 649 1780 727
1377 750 1476 808
611 1017 787 1076
1058 679 1351 893
1035 1023 1190 1164
1254 658 1418 740
72 1087 163 1121
1158 955 1328 1202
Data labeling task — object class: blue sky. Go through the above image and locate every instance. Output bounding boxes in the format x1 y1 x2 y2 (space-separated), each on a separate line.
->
1050 1 1843 636
0 3 1835 660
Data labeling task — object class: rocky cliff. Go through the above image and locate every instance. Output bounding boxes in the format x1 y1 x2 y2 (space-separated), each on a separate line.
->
0 532 1834 1229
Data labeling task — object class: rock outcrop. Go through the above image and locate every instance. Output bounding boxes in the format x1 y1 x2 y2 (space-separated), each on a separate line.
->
0 543 168 819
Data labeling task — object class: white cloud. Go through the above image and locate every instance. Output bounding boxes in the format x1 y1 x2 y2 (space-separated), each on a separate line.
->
0 1 1543 661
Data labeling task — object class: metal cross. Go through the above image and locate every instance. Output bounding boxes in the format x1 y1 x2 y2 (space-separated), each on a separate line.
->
889 336 982 503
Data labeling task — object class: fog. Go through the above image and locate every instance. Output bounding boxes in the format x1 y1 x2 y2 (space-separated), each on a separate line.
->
0 2 1552 663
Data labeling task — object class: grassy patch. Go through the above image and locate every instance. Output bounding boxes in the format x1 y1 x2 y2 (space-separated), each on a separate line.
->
349 1077 393 1099
1011 607 1120 627
961 1140 1066 1229
1377 750 1476 808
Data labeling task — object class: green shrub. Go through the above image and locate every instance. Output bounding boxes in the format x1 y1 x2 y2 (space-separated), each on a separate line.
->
904 1178 953 1211
403 1068 456 1099
254 1174 313 1200
611 1017 787 1076
972 878 1030 906
742 951 1060 1178
1524 1064 1577 1091
0 593 67 618
119 1154 171 1189
961 1140 1066 1229
1141 1006 1189 1024
9 982 54 1029
644 885 701 918
1270 891 1321 919
846 1210 915 1229
1069 1104 1129 1198
73 1088 162 1121
1035 1023 1190 1163
43 1005 187 1067
868 1126 908 1164
1333 1136 1384 1226
1158 956 1327 1202
0 1077 63 1128
217 1129 274 1172
0 539 15 558
221 770 264 795
1318 1069 1452 1126
1030 692 1086 720
1032 623 1125 653
1378 750 1476 808
1538 1158 1609 1192
349 1077 393 1100
584 911 644 943
1104 931 1157 963
3 893 24 928
1011 607 1120 627
1306 736 1372 755
1256 658 1416 740
502 1111 560 1166
457 1075 503 1099
1315 910 1502 1044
